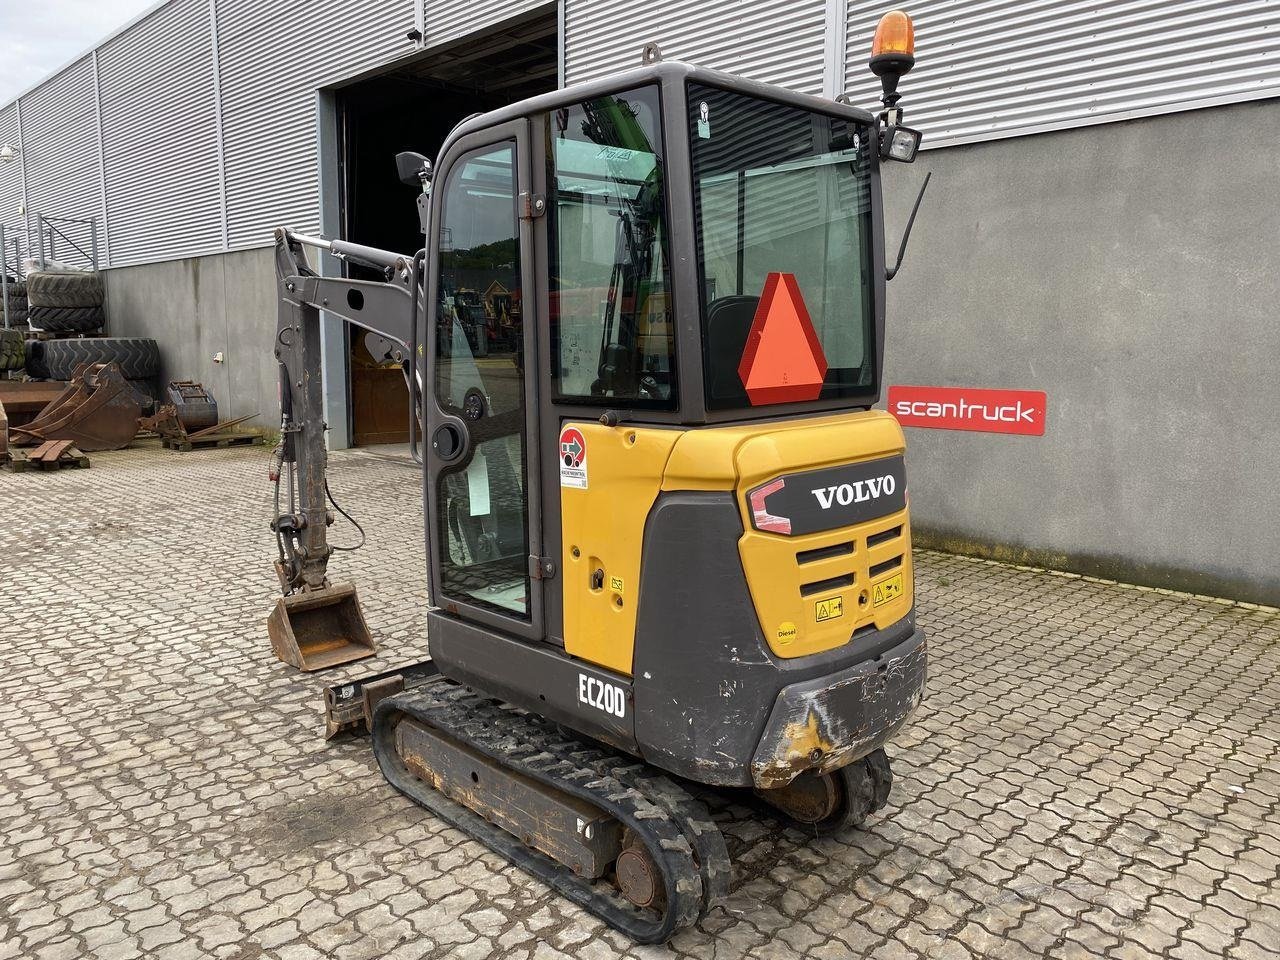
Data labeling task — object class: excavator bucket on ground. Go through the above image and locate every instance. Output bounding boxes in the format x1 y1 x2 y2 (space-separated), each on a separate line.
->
10 362 140 452
266 583 376 671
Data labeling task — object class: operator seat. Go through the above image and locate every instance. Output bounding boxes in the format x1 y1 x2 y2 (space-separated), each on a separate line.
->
705 295 759 405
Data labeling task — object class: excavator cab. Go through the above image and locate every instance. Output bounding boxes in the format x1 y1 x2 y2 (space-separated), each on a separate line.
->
270 22 930 941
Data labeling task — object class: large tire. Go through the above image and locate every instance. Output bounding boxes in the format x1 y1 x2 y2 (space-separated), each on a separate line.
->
3 281 26 299
0 329 24 370
43 338 160 380
27 271 104 308
4 306 28 326
25 340 51 379
29 304 105 334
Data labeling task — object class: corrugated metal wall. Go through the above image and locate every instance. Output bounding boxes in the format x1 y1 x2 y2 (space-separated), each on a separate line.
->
843 0 1280 148
422 0 548 47
97 0 224 268
0 105 22 261
216 0 410 250
564 0 829 96
2 0 1278 272
16 56 102 266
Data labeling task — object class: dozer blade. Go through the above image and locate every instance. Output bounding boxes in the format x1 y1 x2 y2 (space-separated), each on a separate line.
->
10 362 140 452
267 583 377 671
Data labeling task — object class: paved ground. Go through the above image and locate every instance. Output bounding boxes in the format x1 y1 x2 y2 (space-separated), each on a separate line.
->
0 444 1277 960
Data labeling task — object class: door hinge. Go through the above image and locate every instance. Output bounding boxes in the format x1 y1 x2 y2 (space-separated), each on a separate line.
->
529 555 556 580
519 192 546 220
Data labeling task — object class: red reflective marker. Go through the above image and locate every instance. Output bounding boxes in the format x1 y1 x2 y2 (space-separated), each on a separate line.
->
738 273 828 405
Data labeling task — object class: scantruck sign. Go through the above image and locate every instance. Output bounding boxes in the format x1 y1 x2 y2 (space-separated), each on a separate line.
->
888 385 1048 436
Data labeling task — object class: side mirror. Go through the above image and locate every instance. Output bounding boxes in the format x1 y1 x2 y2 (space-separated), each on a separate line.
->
396 151 433 188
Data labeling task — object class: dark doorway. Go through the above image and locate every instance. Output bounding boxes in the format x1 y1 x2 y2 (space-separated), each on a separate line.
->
336 6 558 446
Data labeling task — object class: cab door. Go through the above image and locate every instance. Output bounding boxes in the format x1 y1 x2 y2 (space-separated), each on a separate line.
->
422 120 544 641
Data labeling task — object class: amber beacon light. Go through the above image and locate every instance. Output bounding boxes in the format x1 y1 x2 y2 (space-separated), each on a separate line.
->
867 9 922 163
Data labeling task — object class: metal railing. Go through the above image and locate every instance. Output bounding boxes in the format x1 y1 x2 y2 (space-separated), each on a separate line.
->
36 214 99 272
1 225 22 330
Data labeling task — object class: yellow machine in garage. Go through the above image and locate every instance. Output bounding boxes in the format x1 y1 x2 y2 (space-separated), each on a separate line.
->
267 11 930 943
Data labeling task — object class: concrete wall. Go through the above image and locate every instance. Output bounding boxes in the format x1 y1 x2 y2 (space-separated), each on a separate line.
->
104 248 280 425
880 98 1280 605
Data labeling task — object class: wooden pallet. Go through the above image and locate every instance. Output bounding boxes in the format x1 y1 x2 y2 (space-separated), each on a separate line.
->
162 430 263 452
7 439 90 472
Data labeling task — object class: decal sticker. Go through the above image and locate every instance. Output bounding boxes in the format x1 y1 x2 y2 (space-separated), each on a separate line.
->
814 596 844 622
559 426 588 488
737 273 828 405
697 101 711 139
872 573 904 607
747 455 907 537
887 385 1047 436
608 575 624 594
776 621 798 647
578 673 626 718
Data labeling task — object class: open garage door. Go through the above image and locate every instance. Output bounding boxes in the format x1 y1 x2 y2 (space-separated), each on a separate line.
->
336 5 558 446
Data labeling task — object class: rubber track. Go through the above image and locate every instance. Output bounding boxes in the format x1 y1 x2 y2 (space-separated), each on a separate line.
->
373 679 714 943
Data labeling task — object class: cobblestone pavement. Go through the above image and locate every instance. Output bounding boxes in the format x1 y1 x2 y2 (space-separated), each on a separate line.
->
0 444 1277 960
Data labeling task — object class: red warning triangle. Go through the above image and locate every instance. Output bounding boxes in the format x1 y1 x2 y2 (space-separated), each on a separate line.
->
737 273 828 405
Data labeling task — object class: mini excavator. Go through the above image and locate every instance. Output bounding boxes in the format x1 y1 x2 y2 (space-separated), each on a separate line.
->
268 12 930 942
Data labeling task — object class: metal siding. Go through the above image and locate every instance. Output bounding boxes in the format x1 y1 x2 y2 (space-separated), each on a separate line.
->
20 56 102 261
98 0 223 267
0 105 22 248
422 0 548 46
843 0 1280 148
216 0 410 250
564 0 828 95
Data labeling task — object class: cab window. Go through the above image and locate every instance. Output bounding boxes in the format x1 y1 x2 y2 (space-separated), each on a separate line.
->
547 86 676 407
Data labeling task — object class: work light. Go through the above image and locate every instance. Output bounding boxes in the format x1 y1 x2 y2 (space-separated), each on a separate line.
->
867 10 923 163
885 126 921 162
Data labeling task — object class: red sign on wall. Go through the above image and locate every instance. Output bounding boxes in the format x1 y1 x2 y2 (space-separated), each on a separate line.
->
887 385 1048 436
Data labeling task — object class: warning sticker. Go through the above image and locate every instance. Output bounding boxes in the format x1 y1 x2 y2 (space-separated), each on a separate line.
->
814 595 844 622
872 573 904 607
559 426 588 489
609 575 624 594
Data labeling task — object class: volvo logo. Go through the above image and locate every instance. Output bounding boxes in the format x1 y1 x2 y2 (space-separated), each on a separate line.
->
811 475 896 510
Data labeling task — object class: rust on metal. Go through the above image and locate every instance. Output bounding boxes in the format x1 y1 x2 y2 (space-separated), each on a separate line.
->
751 639 927 789
758 769 842 823
616 841 664 909
394 718 624 879
138 404 186 441
188 412 257 439
9 363 140 452
266 582 376 671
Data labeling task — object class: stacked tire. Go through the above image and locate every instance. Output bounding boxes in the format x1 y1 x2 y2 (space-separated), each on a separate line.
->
2 279 27 327
27 270 106 334
26 338 160 411
0 328 24 371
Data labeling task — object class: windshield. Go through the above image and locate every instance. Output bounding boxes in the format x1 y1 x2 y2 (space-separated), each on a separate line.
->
548 86 675 407
688 83 875 410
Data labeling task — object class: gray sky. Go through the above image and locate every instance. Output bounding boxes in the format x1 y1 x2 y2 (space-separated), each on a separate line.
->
0 0 156 105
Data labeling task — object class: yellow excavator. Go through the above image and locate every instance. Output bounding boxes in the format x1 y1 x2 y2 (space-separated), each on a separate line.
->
267 11 930 942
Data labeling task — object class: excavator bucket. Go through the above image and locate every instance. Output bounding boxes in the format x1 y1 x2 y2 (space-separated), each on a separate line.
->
10 362 140 452
267 583 377 671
